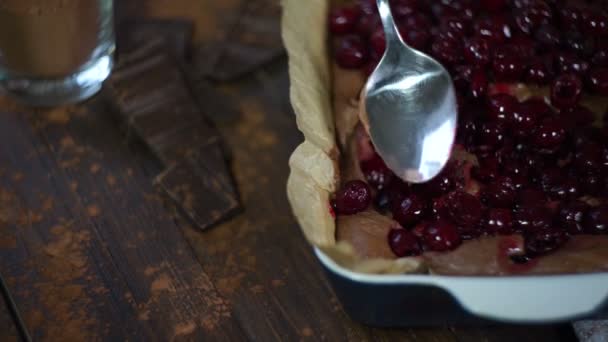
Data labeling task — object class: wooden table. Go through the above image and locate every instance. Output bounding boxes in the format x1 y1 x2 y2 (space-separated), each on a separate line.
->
0 1 581 340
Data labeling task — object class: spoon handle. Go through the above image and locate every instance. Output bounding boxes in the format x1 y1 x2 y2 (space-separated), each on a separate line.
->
376 0 402 50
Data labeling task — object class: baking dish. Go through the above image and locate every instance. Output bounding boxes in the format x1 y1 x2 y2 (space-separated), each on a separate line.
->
282 0 608 325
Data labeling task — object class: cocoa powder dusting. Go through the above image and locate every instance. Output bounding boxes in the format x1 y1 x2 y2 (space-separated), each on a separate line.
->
86 204 101 217
33 224 101 340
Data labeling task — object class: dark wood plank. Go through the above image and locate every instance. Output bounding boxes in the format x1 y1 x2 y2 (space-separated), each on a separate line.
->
0 291 19 342
0 98 247 341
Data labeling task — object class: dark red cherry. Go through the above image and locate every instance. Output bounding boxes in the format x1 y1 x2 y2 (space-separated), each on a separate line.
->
563 30 595 57
533 118 567 152
587 68 608 95
550 73 583 109
392 0 418 18
473 156 500 182
446 191 483 228
592 47 608 67
514 205 552 232
525 56 553 85
582 13 608 36
370 28 386 56
400 28 431 51
554 51 590 76
329 6 361 35
513 1 553 34
416 165 456 196
388 228 423 257
464 37 492 66
357 0 376 15
361 153 394 190
486 93 518 124
512 98 550 137
335 35 369 69
580 173 605 197
480 0 507 12
517 188 547 208
585 205 608 234
484 208 514 235
483 176 517 208
356 14 380 37
431 36 463 66
398 13 432 31
422 220 462 252
558 6 581 30
474 17 509 45
470 69 488 98
391 193 427 227
560 105 595 127
478 122 506 149
525 227 569 256
492 54 525 82
334 180 372 215
534 24 561 48
574 143 603 175
557 200 590 235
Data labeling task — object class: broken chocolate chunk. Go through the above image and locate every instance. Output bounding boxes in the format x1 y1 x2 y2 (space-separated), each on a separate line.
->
198 0 284 81
117 18 194 60
155 142 241 230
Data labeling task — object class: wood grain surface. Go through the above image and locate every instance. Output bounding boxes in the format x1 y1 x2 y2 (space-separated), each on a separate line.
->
0 0 581 340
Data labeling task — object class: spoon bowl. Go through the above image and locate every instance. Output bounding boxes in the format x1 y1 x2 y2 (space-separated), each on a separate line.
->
363 0 458 183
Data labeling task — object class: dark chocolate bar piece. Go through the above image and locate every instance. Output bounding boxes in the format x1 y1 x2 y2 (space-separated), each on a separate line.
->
117 18 194 60
201 0 284 81
155 142 241 230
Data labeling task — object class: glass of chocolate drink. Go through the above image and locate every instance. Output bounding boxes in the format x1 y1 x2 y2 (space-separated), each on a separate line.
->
0 0 114 106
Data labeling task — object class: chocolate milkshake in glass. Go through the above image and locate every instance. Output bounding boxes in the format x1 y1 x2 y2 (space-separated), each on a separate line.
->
0 0 114 106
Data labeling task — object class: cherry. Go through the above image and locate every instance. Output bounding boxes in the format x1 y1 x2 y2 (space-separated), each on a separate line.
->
431 36 463 66
483 176 517 208
525 227 569 256
392 0 418 19
335 35 369 69
513 1 553 35
329 6 361 35
440 15 470 39
478 122 506 149
480 0 507 12
560 105 595 127
446 191 483 228
400 28 431 51
484 208 514 235
370 28 386 56
512 98 549 137
525 56 554 84
361 154 394 191
558 6 581 30
574 143 603 175
398 13 432 31
533 118 567 152
514 205 552 232
563 30 595 57
356 14 380 37
587 68 608 95
492 54 525 82
474 17 509 45
422 220 462 252
391 193 427 227
580 173 605 197
557 200 590 234
585 205 608 234
470 69 488 98
463 37 492 66
334 180 372 215
583 13 608 36
472 156 500 182
486 93 518 124
534 24 561 48
416 164 456 196
592 47 608 67
516 188 547 208
357 0 376 15
388 228 423 257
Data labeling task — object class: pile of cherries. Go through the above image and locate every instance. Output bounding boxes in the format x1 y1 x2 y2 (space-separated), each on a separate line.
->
330 0 608 259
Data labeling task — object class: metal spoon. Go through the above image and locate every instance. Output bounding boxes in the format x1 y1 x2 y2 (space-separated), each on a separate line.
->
362 0 458 183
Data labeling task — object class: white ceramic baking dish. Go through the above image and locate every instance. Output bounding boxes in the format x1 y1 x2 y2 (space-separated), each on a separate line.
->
283 0 608 325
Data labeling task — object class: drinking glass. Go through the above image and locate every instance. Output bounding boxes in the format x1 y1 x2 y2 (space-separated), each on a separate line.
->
0 0 115 106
